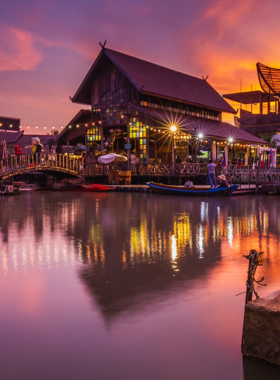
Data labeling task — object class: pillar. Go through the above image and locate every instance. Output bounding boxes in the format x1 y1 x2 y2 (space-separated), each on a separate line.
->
259 93 263 114
243 289 280 367
101 126 104 156
171 134 175 164
224 145 228 167
146 127 149 163
211 141 216 160
127 123 130 165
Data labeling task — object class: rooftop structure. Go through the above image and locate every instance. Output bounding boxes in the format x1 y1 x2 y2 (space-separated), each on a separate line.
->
257 62 280 95
223 63 280 136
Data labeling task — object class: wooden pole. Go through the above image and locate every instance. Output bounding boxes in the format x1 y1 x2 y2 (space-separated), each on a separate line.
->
255 152 262 193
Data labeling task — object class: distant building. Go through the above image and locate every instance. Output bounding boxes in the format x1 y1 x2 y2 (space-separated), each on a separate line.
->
0 116 21 132
223 91 280 136
0 130 54 155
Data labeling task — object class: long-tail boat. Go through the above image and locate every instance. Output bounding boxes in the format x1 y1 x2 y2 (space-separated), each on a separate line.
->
146 182 239 196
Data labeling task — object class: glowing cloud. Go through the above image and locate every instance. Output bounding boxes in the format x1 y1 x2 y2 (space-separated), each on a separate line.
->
0 26 42 71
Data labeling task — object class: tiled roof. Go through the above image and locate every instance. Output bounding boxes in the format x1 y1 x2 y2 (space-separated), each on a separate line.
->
0 131 23 143
17 134 53 145
72 48 235 114
238 110 280 126
131 105 266 144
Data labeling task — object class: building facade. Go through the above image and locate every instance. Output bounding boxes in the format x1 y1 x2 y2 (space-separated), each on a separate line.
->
57 46 266 164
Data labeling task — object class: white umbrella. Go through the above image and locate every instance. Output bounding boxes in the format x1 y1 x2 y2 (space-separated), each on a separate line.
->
98 153 127 164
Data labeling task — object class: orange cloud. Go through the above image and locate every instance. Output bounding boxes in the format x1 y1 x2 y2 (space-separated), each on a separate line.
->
0 26 43 71
201 0 257 38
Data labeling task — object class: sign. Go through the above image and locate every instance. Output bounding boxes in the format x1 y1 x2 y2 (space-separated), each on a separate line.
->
124 143 131 149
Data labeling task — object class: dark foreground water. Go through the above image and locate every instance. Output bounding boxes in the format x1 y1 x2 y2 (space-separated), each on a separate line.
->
1 192 280 380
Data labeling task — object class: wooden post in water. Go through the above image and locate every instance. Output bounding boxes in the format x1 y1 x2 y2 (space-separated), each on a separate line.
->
241 250 265 352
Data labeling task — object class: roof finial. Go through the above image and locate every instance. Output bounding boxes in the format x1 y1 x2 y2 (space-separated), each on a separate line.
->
202 75 209 81
99 40 107 50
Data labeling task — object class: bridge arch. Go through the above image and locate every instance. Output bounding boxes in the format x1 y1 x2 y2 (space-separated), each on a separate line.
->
0 153 83 180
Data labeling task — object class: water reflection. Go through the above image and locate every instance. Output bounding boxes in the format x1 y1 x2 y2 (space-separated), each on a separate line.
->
1 193 280 379
1 194 280 274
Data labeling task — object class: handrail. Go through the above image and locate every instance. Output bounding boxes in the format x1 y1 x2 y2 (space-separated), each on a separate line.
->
0 153 83 177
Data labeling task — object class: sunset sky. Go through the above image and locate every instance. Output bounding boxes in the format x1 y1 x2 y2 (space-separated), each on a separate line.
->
1 0 280 133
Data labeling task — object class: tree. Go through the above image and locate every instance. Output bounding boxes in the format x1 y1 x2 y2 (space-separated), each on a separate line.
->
258 133 276 148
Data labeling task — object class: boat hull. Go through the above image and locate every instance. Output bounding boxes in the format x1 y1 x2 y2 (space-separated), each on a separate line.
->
146 182 239 196
37 184 113 192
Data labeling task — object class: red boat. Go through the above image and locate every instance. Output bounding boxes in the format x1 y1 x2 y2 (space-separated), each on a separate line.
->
37 184 114 192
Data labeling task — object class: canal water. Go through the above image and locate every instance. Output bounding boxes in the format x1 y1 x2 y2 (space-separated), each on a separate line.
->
1 192 280 380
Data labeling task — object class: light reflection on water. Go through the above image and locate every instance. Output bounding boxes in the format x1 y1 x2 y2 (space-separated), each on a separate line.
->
1 192 280 380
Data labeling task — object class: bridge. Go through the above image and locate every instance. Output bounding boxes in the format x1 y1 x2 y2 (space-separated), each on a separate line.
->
0 153 83 180
1 153 280 184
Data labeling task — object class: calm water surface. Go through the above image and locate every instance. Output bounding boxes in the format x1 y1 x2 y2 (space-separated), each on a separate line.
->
1 192 280 380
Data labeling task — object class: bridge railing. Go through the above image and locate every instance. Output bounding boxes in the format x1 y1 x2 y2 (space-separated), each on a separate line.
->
85 162 203 176
221 166 280 181
0 153 83 176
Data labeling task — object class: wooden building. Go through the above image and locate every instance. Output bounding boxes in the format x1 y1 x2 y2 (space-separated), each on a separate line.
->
223 91 280 136
57 46 266 163
0 116 21 132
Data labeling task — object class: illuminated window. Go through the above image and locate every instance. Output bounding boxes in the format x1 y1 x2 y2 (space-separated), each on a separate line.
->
87 126 101 142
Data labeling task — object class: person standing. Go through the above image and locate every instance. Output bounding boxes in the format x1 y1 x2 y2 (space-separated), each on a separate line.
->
207 159 216 188
36 140 43 165
14 143 22 166
130 151 136 173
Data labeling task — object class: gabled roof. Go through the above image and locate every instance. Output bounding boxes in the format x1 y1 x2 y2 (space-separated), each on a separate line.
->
72 48 236 114
131 105 266 144
17 134 53 146
55 109 92 145
0 130 23 143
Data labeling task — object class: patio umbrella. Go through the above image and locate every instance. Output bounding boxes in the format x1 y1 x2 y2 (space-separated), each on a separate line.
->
98 153 127 164
0 139 7 161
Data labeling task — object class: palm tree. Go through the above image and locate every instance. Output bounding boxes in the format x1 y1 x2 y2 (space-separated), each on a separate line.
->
258 133 277 148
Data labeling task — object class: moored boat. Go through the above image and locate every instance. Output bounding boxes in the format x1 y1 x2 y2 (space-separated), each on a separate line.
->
0 184 20 196
146 182 239 196
37 183 113 192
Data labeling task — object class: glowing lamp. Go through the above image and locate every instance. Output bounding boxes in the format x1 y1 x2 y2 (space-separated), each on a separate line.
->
198 132 204 139
228 137 233 143
170 125 177 132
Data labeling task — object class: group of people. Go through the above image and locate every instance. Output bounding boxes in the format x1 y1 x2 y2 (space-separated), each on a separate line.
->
207 159 229 188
